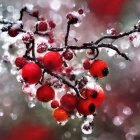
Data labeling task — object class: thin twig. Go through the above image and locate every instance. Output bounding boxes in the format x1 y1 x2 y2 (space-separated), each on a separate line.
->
94 28 140 45
65 22 71 46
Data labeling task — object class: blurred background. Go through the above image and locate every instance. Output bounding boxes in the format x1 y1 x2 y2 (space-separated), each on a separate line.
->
0 0 140 140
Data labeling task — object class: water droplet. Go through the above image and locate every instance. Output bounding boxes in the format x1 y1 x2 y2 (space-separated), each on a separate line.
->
50 0 61 11
3 97 12 107
64 131 71 138
0 109 4 117
86 115 94 123
125 132 134 140
10 113 17 120
28 102 36 108
105 83 111 91
81 121 93 134
113 116 124 126
7 5 14 13
119 62 126 69
123 106 132 116
76 112 83 118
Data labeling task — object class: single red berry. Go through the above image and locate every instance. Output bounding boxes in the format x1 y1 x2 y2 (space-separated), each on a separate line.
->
66 13 74 20
22 33 30 43
48 38 54 44
51 100 59 109
86 49 95 59
48 32 54 38
76 99 95 116
65 67 73 74
32 10 39 17
63 50 73 61
43 52 63 71
60 94 77 112
15 57 27 68
53 107 68 122
37 21 48 32
36 85 55 102
110 28 118 35
83 59 91 70
22 62 42 84
48 20 56 29
89 59 109 78
129 35 136 41
66 13 78 24
8 28 19 37
78 8 84 15
83 87 105 107
37 43 48 53
22 32 34 43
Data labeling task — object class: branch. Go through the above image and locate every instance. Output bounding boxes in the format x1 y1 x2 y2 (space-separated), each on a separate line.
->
94 27 140 45
46 70 86 99
19 7 39 21
1 7 139 100
65 22 71 46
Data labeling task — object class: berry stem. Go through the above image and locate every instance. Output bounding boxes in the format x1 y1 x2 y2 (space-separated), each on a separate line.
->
65 22 71 47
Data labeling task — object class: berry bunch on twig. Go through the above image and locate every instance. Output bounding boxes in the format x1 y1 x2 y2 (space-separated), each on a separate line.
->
0 6 140 134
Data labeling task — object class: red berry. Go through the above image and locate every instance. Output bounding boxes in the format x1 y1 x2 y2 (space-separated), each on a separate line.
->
76 99 95 116
78 8 84 15
66 13 74 20
86 49 95 59
43 52 63 71
83 87 105 107
60 94 77 112
51 100 59 109
36 85 55 102
63 50 73 61
129 35 136 41
8 28 19 37
89 59 109 78
65 67 73 74
32 10 39 17
66 13 78 24
83 59 91 70
53 107 68 122
15 57 27 68
22 32 34 43
48 38 54 44
37 43 48 53
48 20 56 29
37 21 48 32
22 62 42 84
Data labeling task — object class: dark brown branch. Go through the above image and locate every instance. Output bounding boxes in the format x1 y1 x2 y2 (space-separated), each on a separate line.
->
94 28 140 45
19 7 39 21
0 20 13 25
34 31 49 37
97 43 130 61
31 40 36 61
65 22 71 46
19 7 27 20
46 70 86 99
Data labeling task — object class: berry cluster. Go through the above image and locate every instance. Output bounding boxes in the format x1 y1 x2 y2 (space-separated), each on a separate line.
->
0 6 140 134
